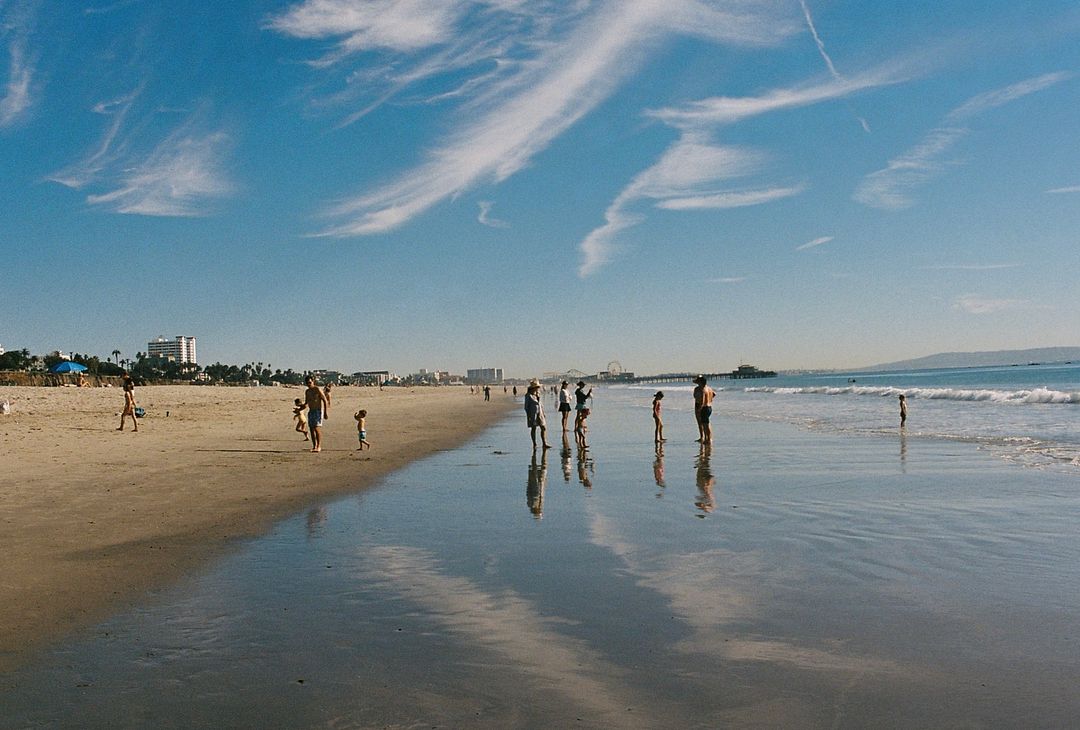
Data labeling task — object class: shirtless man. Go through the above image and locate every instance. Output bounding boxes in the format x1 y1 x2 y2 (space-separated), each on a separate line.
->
693 375 716 443
303 376 330 452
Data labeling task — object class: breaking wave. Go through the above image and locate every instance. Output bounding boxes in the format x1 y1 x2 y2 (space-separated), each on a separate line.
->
744 385 1080 404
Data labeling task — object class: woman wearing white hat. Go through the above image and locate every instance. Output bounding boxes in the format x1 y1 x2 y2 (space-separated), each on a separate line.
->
524 380 551 450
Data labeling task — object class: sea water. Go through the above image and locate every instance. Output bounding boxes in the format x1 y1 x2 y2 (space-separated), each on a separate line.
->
610 362 1080 470
4 370 1080 727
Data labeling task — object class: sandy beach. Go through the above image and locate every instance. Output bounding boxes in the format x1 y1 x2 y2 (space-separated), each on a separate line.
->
0 384 514 672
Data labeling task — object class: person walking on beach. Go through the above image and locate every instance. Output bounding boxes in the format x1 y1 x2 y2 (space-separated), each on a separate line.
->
117 374 138 432
293 398 309 440
693 376 716 443
303 376 330 452
652 391 665 444
558 380 572 432
524 380 551 450
899 394 908 428
354 408 370 450
483 385 491 401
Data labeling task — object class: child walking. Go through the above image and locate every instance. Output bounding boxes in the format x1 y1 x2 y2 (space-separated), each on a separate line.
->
293 398 309 440
354 409 371 450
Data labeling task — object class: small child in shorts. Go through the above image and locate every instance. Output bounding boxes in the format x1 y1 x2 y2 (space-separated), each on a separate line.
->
293 398 308 440
354 409 371 450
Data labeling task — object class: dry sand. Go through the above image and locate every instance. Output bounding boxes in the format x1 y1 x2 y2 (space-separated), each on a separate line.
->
0 384 515 672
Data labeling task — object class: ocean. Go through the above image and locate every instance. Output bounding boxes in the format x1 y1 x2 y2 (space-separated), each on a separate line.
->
4 365 1080 726
610 361 1080 471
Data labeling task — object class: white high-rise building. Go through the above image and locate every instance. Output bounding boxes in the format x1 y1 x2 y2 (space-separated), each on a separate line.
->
148 336 198 364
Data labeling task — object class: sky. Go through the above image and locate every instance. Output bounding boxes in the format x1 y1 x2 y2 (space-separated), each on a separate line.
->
2 0 1079 377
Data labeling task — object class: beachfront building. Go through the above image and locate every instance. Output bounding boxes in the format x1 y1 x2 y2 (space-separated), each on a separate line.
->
351 370 392 386
147 336 197 364
466 367 503 384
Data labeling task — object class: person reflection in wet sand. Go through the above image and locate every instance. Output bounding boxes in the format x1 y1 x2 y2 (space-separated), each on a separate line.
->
900 429 908 473
560 432 573 482
305 506 328 537
694 444 715 514
653 445 666 492
527 449 548 518
576 445 593 489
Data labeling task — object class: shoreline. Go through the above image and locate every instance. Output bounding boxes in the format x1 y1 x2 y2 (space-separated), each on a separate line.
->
0 385 516 672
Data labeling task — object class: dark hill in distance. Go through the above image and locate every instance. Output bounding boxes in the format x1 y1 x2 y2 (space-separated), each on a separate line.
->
861 347 1080 372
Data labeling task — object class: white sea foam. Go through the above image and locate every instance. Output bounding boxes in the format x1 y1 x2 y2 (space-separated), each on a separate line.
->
744 385 1080 405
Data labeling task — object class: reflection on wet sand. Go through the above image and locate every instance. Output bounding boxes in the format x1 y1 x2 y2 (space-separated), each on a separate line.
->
360 545 654 728
694 445 715 515
585 490 917 701
900 430 908 472
576 445 593 489
560 433 572 482
527 450 547 518
653 446 665 493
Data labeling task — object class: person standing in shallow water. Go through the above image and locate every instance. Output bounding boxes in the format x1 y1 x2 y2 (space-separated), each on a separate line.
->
524 381 551 450
652 391 665 444
558 380 572 432
899 394 908 427
694 376 716 444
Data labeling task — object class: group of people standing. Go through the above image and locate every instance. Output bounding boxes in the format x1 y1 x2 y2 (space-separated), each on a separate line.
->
525 375 718 449
524 379 593 450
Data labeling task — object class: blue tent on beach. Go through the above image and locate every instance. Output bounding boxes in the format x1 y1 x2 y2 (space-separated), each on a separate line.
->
50 361 87 373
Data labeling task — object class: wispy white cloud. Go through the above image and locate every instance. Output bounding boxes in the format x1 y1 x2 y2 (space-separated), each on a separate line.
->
580 61 908 276
923 263 1019 271
0 1 37 128
579 138 778 276
710 276 746 284
269 0 798 240
477 200 508 228
85 129 234 217
952 294 1030 314
796 235 833 251
855 72 1071 210
1046 185 1080 194
48 85 143 189
658 185 802 211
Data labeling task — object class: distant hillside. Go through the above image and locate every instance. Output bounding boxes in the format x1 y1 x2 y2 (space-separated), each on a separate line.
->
862 347 1080 372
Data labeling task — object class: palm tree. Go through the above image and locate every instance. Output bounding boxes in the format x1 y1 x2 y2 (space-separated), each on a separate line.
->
112 349 121 365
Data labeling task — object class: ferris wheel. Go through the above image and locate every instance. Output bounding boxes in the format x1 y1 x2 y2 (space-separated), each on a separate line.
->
606 360 623 376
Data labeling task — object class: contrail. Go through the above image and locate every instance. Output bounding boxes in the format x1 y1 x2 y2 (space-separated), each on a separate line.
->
798 0 871 132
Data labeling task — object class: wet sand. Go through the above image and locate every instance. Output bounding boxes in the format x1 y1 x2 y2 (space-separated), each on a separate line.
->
0 384 514 672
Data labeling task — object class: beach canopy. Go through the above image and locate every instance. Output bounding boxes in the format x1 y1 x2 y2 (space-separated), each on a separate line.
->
50 361 88 373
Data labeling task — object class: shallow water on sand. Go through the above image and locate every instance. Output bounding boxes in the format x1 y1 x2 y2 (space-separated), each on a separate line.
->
4 397 1080 727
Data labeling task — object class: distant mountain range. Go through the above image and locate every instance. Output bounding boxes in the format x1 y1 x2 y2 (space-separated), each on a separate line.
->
861 347 1080 372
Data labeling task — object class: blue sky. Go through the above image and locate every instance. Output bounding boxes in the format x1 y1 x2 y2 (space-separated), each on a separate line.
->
2 0 1079 376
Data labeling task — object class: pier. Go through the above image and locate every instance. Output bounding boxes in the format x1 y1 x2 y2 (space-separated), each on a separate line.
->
632 365 777 384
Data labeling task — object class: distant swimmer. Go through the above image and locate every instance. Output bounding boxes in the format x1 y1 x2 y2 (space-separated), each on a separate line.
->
693 376 716 444
899 394 907 427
